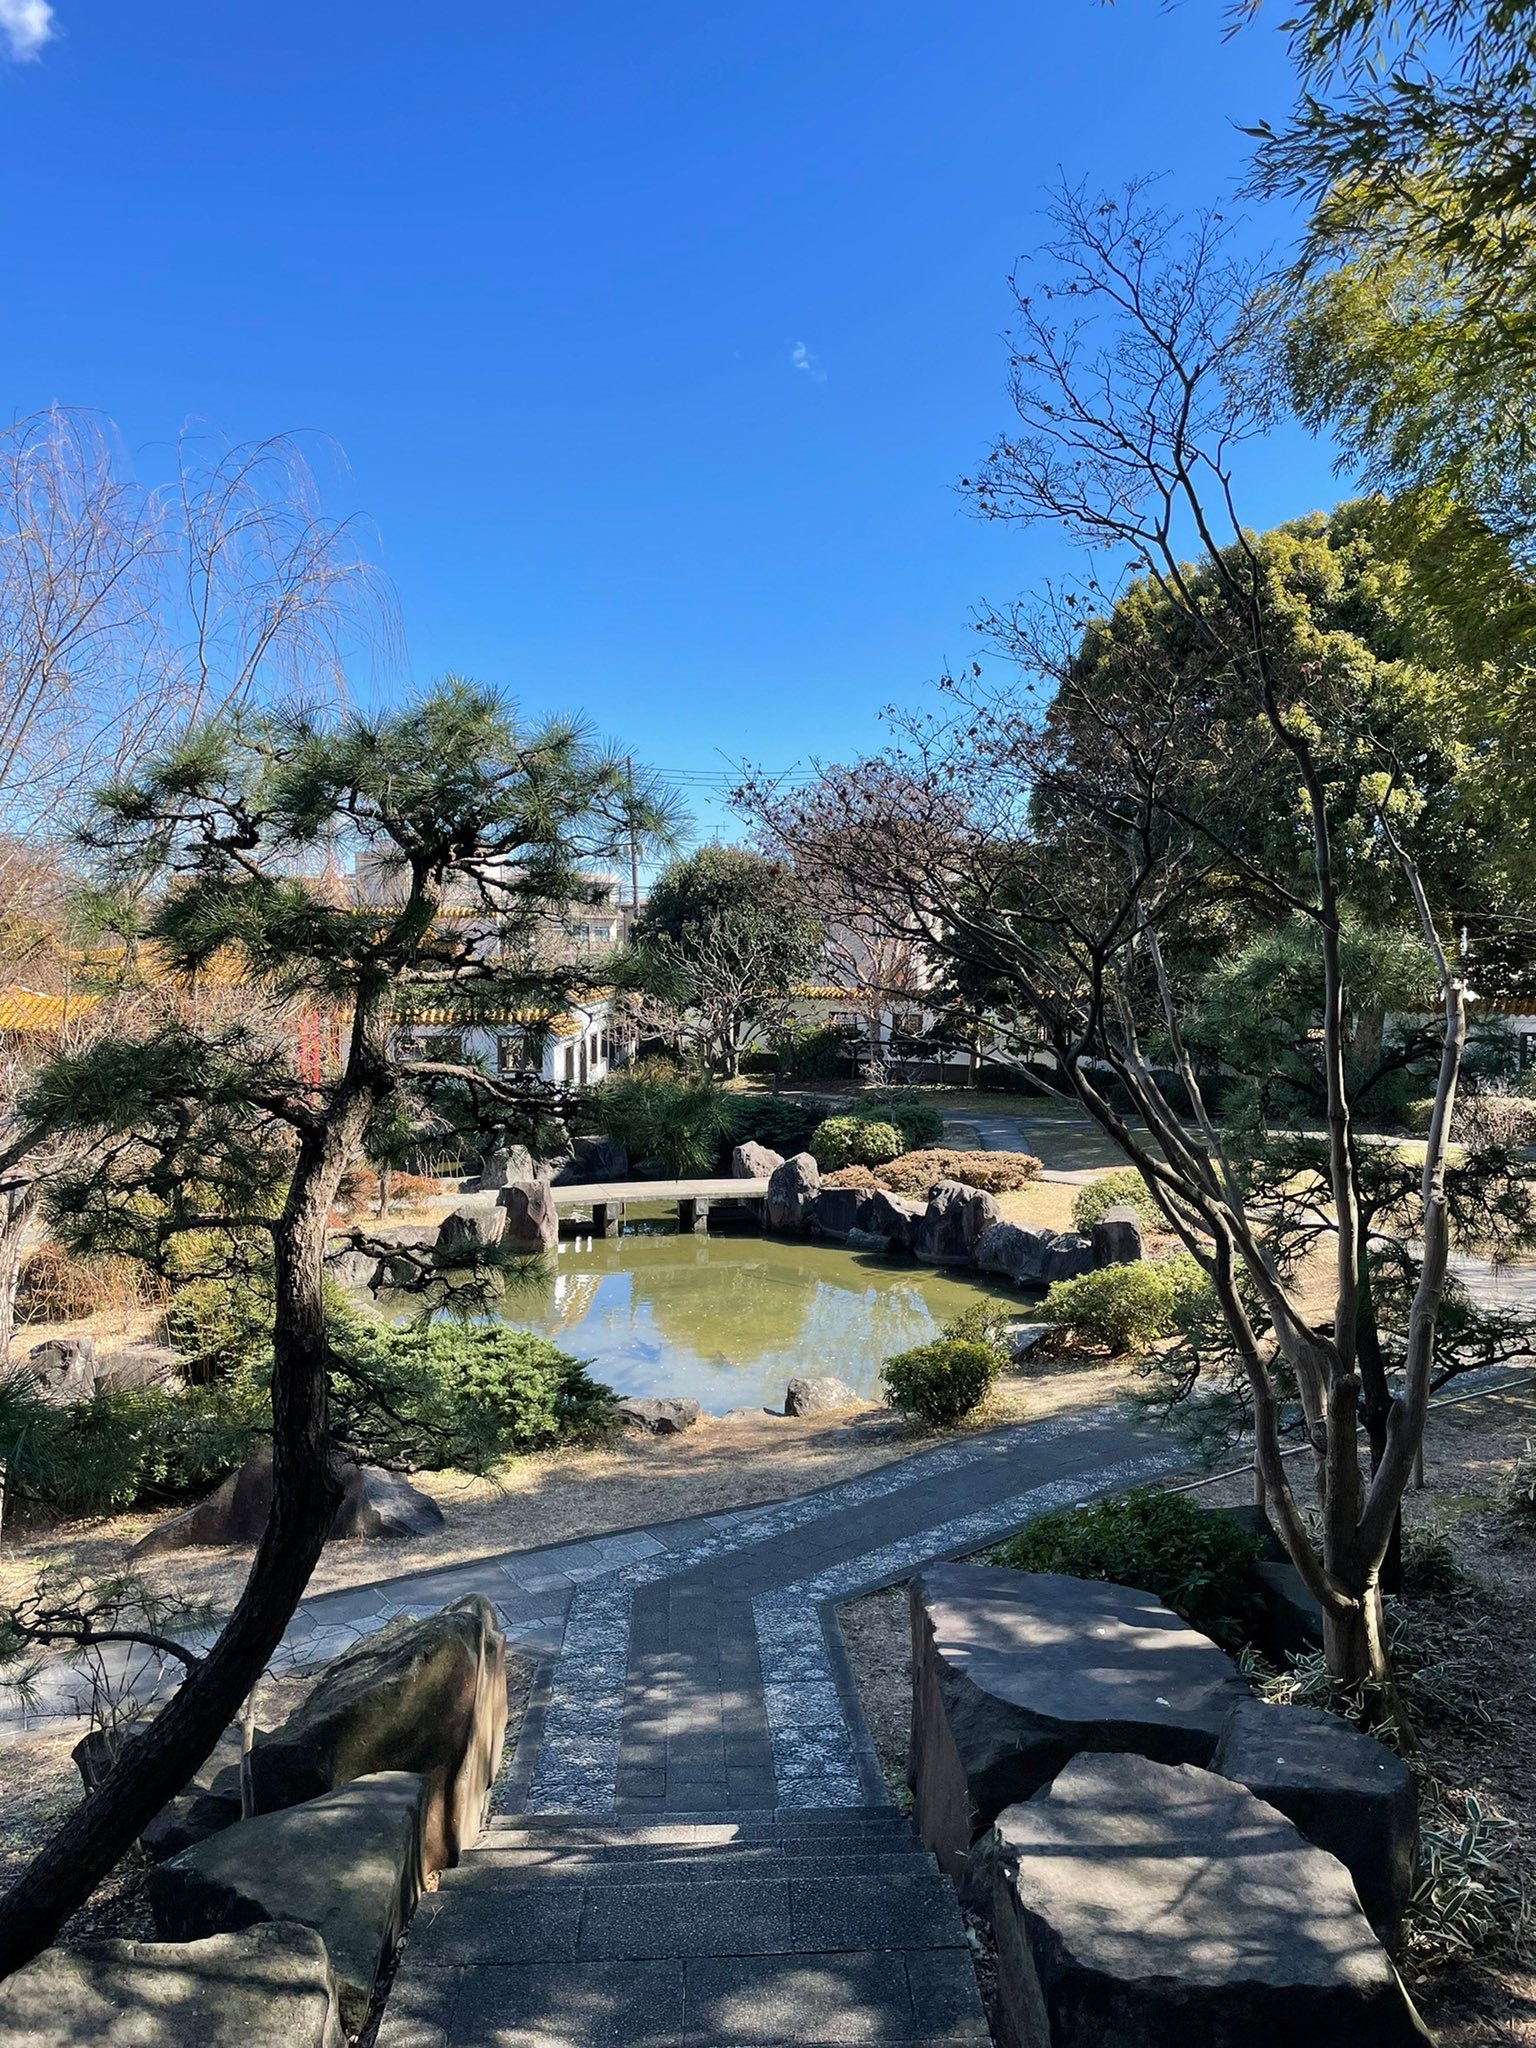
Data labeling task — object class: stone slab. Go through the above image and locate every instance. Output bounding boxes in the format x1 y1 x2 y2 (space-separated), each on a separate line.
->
0 1924 345 2048
149 1770 427 2034
984 1753 1430 2047
909 1563 1249 1878
1214 1697 1419 1947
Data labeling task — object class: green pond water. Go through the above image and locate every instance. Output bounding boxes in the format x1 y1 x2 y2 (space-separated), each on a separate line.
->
497 1220 1021 1414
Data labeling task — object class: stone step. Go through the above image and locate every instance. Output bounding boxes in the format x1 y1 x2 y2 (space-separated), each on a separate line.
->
378 1947 990 2047
446 1845 931 1887
409 1864 965 1968
484 1812 911 1850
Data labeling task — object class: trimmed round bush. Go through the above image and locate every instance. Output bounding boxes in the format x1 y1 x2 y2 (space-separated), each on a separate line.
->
810 1115 906 1171
880 1336 1001 1426
857 1090 945 1151
874 1148 1041 1196
821 1163 878 1190
1040 1254 1210 1356
993 1487 1264 1645
1070 1169 1163 1235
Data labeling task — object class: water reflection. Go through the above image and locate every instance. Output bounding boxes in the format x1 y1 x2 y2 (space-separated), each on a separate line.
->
497 1223 1018 1413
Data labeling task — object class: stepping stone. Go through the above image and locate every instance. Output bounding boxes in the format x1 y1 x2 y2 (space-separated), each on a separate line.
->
980 1752 1431 2047
909 1563 1249 1878
1214 1697 1419 1947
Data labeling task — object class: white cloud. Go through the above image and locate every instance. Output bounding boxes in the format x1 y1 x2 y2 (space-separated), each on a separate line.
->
0 0 56 61
791 341 826 384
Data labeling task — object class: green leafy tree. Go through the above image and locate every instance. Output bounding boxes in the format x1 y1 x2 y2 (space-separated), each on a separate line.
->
630 845 824 1077
1246 3 1536 670
0 678 672 1978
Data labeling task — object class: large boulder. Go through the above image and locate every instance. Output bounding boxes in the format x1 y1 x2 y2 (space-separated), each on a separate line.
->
846 1226 892 1253
1214 1697 1419 1949
732 1140 784 1179
808 1186 866 1240
1092 1203 1145 1268
23 1337 96 1405
0 1924 346 2048
1253 1559 1326 1660
983 1754 1430 2048
915 1182 1001 1267
552 1134 629 1184
784 1375 860 1417
367 1223 438 1290
72 1723 244 1861
135 1451 443 1553
94 1342 183 1393
861 1188 925 1252
325 1246 385 1291
434 1201 507 1259
477 1143 540 1191
149 1772 427 2034
616 1396 700 1435
247 1596 507 1873
766 1151 820 1230
909 1563 1248 1880
497 1178 558 1255
973 1222 1091 1288
337 1464 445 1540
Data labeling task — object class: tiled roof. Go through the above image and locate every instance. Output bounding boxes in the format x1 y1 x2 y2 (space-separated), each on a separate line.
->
0 986 101 1033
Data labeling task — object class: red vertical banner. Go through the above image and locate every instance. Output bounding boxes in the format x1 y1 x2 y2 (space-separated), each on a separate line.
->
297 1009 322 1085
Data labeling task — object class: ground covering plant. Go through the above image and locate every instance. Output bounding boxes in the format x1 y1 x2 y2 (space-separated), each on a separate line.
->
331 1321 616 1471
1500 1440 1536 1523
1071 1169 1164 1236
994 1489 1265 1646
808 1116 905 1171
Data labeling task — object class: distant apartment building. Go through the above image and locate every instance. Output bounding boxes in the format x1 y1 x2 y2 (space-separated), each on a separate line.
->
353 853 634 1090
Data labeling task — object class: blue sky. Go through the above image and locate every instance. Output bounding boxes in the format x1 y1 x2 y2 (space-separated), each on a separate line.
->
2 1 1345 845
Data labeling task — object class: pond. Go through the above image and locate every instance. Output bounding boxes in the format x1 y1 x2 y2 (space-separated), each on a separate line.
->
496 1222 1020 1414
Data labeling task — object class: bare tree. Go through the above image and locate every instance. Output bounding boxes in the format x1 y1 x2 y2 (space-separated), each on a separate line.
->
0 407 393 851
749 187 1498 1718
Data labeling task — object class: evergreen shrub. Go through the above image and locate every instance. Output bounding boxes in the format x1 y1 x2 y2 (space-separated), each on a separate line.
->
809 1116 905 1171
881 1337 1001 1426
994 1487 1264 1644
1041 1255 1210 1356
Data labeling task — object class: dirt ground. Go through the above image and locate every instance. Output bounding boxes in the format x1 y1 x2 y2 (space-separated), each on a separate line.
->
837 1375 1536 2047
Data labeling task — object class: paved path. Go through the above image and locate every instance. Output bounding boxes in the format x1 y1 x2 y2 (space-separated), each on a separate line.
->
366 1402 1183 2047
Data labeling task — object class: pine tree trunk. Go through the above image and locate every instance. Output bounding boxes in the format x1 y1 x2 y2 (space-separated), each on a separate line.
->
0 1105 367 1979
